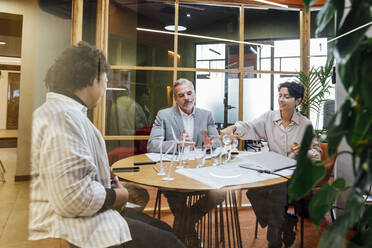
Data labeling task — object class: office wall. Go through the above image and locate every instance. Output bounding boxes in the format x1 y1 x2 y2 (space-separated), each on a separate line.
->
0 0 39 179
0 0 70 178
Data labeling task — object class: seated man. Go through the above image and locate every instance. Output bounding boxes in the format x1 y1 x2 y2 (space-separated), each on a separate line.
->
29 41 185 248
147 78 225 242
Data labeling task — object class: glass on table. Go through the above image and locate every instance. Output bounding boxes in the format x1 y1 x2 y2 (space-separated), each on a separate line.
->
195 147 206 168
211 138 222 166
177 138 194 168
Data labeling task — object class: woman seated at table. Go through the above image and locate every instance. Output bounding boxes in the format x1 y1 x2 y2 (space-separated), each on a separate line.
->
221 81 321 248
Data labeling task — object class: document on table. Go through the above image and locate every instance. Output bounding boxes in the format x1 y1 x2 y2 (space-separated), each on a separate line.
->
146 153 178 161
237 151 296 172
176 162 293 189
145 152 212 162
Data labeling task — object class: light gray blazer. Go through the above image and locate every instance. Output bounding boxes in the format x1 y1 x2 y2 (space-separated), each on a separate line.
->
147 106 220 153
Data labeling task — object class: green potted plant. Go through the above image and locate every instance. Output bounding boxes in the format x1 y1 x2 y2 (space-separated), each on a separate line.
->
296 56 334 121
288 0 372 247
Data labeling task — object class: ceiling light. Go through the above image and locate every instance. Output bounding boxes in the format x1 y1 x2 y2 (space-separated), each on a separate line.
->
137 27 273 47
164 25 187 31
245 6 269 10
253 0 288 8
0 41 6 45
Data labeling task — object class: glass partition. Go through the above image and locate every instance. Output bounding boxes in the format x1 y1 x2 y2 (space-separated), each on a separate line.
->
106 69 173 136
189 71 239 128
103 1 335 142
243 74 271 122
82 0 97 45
178 2 240 69
106 140 135 165
108 0 174 67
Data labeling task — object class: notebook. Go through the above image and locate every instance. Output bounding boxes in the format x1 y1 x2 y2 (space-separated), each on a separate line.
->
238 151 296 172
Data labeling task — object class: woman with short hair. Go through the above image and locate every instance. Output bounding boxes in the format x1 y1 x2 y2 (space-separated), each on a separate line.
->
221 81 321 248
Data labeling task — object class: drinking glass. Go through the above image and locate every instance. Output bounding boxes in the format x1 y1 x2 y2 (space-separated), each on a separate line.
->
195 147 206 168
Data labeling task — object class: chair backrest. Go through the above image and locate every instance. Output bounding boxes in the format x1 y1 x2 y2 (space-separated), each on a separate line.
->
316 142 336 187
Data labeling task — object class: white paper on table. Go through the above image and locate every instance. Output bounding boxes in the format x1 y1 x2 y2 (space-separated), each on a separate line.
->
145 153 178 161
176 163 293 189
145 152 212 162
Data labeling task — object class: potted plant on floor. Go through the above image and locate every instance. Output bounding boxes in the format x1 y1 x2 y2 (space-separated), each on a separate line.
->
288 0 372 247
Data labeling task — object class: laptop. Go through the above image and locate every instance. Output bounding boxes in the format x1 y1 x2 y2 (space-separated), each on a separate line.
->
238 151 296 172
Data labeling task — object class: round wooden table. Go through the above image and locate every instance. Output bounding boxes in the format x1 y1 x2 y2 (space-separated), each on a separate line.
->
111 154 287 191
112 154 289 248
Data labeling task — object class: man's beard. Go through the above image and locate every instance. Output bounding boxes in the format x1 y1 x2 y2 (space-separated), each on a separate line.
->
183 101 194 110
182 101 194 110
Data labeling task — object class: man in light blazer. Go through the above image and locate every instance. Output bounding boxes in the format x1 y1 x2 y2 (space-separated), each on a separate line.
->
147 79 219 152
147 78 224 245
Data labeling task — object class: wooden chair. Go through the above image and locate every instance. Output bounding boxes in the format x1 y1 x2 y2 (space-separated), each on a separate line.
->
295 142 337 248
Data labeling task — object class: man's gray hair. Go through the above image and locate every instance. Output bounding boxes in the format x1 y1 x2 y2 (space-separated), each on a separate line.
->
173 78 195 96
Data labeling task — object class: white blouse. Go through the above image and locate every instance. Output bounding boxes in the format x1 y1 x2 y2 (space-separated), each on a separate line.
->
235 110 321 160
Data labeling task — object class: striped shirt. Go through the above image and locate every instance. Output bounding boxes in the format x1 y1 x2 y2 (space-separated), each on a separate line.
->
235 110 321 160
29 92 131 248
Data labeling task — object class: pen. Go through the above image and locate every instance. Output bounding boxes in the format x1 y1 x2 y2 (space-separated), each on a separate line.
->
134 161 157 165
152 166 159 173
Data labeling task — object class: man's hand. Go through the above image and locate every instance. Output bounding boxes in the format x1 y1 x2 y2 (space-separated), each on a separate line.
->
179 129 194 147
203 130 215 148
112 176 128 209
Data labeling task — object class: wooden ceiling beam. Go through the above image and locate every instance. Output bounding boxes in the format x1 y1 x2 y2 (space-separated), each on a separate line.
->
171 0 326 9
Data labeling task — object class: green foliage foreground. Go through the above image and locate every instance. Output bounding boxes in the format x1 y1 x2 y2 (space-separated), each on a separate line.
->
288 0 372 247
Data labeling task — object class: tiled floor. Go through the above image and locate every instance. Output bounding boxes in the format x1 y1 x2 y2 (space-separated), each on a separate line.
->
0 148 328 248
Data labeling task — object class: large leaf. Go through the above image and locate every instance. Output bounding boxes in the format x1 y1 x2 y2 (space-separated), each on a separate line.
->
288 125 326 202
303 0 320 12
327 99 355 156
334 0 371 63
338 39 371 99
316 0 336 34
309 178 347 226
318 186 365 248
348 110 372 154
358 38 372 110
318 214 350 248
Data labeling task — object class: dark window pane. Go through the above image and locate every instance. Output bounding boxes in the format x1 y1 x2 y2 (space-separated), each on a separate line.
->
108 0 174 67
82 0 97 45
178 3 239 69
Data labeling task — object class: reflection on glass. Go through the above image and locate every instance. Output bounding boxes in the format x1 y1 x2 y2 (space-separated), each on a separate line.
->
108 0 174 67
106 70 173 137
193 71 238 127
274 40 300 57
178 2 239 68
274 57 300 72
82 0 97 45
106 140 135 166
6 73 20 129
243 74 271 122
